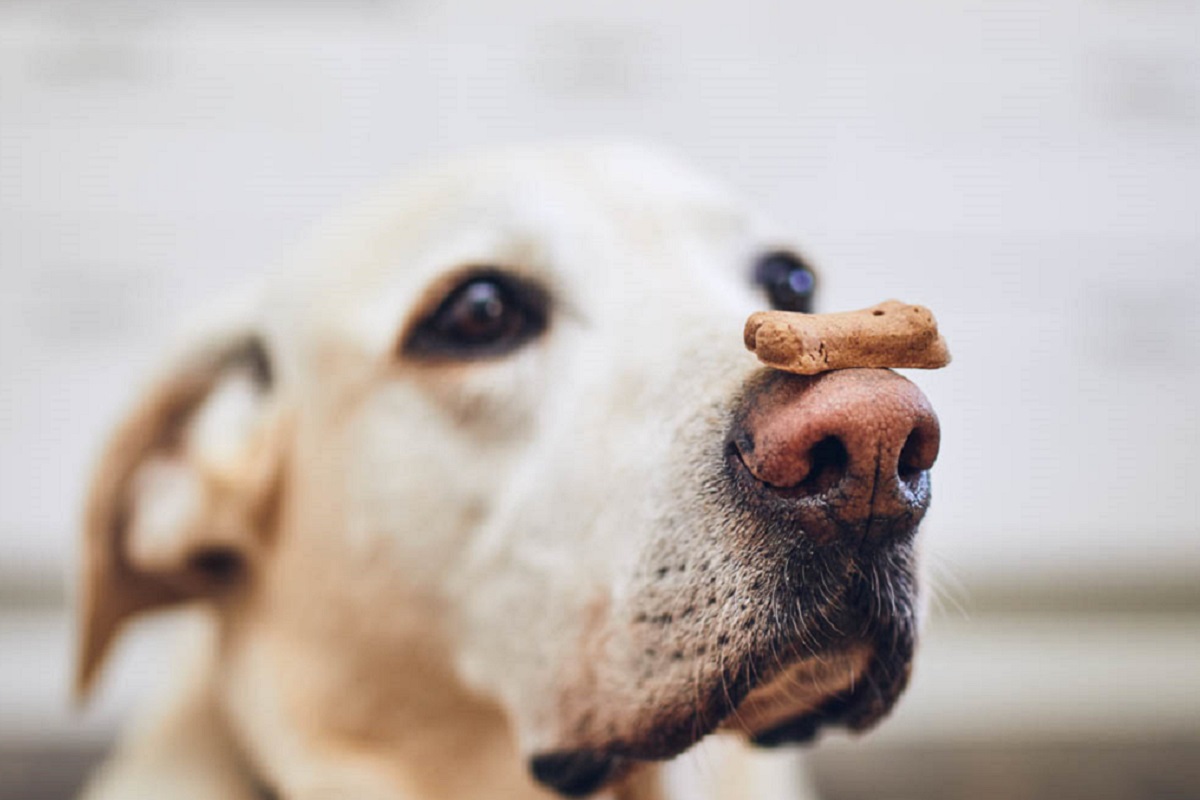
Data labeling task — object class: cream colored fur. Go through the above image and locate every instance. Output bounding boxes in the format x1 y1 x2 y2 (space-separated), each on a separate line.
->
77 144 835 800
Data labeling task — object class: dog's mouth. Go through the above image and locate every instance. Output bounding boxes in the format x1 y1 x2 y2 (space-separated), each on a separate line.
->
530 544 919 797
724 625 915 748
721 643 874 742
530 638 914 799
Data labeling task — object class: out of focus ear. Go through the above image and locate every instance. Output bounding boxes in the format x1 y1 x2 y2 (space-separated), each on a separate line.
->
76 332 286 700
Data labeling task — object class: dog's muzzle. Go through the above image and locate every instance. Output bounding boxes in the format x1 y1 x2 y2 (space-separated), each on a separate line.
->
719 366 940 745
530 368 941 797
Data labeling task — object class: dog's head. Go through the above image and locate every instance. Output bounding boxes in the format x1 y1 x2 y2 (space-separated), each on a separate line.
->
78 144 939 797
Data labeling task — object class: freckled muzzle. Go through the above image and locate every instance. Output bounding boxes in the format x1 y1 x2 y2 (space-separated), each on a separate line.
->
704 366 937 748
529 320 946 797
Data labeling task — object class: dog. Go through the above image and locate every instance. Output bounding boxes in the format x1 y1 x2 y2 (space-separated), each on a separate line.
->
75 143 940 800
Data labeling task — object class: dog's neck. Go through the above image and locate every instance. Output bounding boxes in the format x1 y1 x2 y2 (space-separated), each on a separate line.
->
94 621 786 800
227 699 662 800
214 638 659 800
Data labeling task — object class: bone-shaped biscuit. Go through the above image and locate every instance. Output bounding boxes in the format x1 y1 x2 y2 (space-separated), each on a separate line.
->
744 300 951 374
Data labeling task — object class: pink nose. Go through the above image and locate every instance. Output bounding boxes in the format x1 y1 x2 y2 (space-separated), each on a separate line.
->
729 369 941 543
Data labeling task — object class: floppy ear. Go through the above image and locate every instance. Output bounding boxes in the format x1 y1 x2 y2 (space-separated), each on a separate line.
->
76 331 286 699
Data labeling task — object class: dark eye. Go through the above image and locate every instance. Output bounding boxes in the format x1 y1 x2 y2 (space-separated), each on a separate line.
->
753 251 817 312
403 270 549 360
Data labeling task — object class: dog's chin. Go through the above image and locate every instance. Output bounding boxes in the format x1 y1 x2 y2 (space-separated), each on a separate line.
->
529 644 912 798
530 525 921 797
531 620 916 797
733 638 912 747
721 644 875 742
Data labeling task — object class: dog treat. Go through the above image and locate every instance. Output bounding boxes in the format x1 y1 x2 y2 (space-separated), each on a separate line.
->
744 300 951 374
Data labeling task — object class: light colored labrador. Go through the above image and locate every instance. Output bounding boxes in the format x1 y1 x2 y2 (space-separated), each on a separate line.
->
76 143 940 800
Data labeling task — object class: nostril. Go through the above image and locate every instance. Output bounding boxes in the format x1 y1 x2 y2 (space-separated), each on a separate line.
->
898 430 922 480
898 424 938 479
806 436 848 490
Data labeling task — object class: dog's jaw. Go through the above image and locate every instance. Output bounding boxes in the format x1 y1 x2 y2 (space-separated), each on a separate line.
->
526 529 923 797
522 417 926 798
722 644 874 738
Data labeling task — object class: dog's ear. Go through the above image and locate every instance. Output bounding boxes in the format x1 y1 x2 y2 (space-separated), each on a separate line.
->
76 331 287 699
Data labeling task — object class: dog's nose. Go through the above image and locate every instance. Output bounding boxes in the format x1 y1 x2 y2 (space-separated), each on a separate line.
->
729 369 940 542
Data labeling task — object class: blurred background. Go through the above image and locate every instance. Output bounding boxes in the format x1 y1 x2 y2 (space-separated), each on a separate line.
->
0 0 1197 798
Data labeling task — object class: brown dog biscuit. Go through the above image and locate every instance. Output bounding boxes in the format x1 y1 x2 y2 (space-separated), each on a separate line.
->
744 300 951 374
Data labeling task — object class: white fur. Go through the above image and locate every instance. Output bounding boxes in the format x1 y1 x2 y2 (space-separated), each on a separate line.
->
80 143 835 800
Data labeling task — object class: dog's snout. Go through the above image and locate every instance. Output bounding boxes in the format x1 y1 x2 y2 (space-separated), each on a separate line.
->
730 369 940 542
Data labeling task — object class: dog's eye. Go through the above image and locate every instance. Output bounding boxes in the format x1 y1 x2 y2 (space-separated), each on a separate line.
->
753 251 817 313
403 271 549 360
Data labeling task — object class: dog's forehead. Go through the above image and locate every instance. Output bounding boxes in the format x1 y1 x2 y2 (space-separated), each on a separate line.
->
293 145 753 284
265 145 768 361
